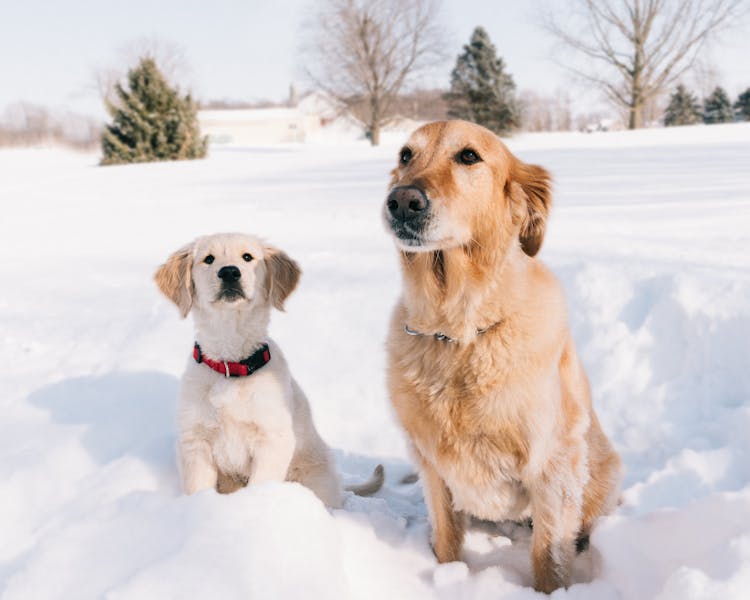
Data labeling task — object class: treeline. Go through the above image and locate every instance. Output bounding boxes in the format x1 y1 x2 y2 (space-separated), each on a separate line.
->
664 85 750 127
318 25 568 138
432 26 750 134
0 103 100 150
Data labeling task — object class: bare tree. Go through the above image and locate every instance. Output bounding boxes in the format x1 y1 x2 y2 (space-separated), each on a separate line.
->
519 89 573 132
300 0 447 145
690 59 722 99
543 0 744 129
92 36 193 104
392 88 450 121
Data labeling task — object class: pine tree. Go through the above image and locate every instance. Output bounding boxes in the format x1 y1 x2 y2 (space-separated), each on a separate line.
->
702 86 735 125
735 88 750 121
101 57 207 165
663 84 702 126
444 27 519 135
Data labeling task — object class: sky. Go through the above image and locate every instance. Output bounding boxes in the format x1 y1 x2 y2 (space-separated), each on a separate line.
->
1 0 749 121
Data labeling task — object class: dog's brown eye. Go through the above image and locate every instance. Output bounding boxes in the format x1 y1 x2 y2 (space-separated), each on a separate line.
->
457 148 481 165
399 147 413 165
203 255 214 265
242 253 253 262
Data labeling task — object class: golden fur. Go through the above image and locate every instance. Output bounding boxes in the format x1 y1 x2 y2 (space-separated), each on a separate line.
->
383 121 621 593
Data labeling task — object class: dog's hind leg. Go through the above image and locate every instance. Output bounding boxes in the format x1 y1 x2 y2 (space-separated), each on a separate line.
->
579 414 622 541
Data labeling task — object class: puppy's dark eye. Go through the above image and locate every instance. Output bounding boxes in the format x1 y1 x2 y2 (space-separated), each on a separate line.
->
242 253 253 262
203 255 215 265
399 147 413 165
457 148 481 165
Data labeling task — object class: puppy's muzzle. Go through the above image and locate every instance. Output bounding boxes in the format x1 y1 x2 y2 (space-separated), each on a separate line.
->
216 265 245 301
386 186 431 242
218 265 241 283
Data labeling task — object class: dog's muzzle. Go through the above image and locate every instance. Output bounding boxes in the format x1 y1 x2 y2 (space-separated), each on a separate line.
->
386 186 431 243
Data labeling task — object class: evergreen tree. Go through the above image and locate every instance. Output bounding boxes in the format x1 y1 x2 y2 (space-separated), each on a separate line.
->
663 84 702 126
444 27 519 135
702 86 735 125
101 57 207 165
735 87 750 121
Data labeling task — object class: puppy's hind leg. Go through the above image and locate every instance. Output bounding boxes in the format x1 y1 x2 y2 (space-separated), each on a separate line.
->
298 459 343 508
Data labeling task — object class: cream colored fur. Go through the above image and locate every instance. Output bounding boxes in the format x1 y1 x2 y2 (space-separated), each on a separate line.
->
155 233 342 507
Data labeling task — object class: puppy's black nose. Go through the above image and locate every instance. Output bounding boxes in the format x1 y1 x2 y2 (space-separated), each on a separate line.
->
217 265 241 282
387 186 429 221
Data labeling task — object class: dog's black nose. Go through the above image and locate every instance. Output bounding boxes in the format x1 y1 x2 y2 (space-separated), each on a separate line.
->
217 265 241 282
387 186 429 221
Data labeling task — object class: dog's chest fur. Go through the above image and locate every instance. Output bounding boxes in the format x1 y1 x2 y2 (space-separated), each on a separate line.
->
388 321 560 521
179 365 294 477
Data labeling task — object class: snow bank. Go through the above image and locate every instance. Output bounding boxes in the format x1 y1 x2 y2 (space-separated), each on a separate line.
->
1 123 749 599
507 122 750 151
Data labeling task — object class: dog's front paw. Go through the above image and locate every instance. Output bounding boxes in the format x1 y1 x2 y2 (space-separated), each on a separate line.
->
431 535 462 564
532 540 574 594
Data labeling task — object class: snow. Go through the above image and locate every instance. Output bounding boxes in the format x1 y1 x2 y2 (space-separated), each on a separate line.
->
1 122 749 599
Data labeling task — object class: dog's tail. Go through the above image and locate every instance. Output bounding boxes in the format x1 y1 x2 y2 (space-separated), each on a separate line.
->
344 464 385 497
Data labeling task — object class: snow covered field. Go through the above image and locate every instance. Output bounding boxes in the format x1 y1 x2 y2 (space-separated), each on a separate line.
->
1 123 749 599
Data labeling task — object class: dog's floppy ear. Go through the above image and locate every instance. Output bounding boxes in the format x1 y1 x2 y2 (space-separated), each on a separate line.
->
155 243 195 318
507 158 552 257
264 246 301 311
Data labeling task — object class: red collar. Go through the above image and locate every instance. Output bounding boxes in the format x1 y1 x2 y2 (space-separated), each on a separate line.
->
193 342 271 378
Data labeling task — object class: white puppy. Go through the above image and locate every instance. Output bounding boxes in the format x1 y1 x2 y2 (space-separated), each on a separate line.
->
156 233 355 506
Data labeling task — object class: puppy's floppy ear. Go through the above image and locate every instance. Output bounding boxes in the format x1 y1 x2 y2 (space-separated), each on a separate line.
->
264 246 301 311
506 158 552 257
154 243 195 318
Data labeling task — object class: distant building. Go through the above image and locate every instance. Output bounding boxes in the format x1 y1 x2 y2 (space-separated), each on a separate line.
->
198 107 315 144
198 91 346 145
199 90 422 145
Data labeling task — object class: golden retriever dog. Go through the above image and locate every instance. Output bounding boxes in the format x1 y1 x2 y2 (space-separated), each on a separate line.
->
382 121 621 593
155 233 382 507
